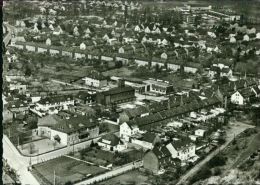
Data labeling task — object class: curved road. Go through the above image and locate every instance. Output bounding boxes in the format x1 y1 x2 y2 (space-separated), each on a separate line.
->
3 135 40 185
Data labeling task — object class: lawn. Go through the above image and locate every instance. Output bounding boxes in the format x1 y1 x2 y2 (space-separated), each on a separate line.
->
232 129 260 168
32 156 107 185
102 67 134 78
99 170 149 185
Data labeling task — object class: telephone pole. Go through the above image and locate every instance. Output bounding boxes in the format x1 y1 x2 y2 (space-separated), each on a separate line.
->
53 170 56 185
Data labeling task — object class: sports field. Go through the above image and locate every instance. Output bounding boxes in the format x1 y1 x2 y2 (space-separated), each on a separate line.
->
32 156 107 185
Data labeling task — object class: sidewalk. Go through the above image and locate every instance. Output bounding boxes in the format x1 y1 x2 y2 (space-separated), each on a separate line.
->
3 135 40 185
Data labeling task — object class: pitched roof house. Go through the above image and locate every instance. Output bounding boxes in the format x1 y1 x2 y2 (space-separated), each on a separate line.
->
143 146 180 174
98 134 127 152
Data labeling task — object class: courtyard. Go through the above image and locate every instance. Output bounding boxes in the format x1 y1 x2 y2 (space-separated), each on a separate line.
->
18 138 65 156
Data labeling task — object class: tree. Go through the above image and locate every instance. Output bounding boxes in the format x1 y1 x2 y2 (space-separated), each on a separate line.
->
208 155 227 168
99 123 109 133
29 143 35 154
155 64 161 73
115 60 123 68
65 181 73 185
90 140 95 147
25 115 38 129
25 65 32 76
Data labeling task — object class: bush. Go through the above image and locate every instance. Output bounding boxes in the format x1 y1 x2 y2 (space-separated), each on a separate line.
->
218 138 226 145
213 167 222 176
189 166 212 184
208 156 227 168
65 181 73 185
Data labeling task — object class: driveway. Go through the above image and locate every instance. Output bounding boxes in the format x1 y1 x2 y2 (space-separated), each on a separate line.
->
176 121 254 185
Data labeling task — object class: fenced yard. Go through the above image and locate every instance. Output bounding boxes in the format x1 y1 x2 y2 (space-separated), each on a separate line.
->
99 170 149 185
18 138 65 156
32 156 108 185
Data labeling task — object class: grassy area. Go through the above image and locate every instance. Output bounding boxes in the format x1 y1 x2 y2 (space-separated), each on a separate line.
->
232 129 260 168
99 170 149 185
191 127 260 184
32 156 107 185
102 67 134 78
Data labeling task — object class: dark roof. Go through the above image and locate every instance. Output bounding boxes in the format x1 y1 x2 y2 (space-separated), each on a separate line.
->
171 137 194 150
123 106 149 119
51 116 97 134
142 132 158 143
103 86 135 96
86 70 106 80
76 91 93 100
38 114 61 126
210 66 219 72
252 86 260 94
98 134 122 146
239 88 256 98
38 95 73 105
151 146 178 166
221 67 231 73
152 145 171 159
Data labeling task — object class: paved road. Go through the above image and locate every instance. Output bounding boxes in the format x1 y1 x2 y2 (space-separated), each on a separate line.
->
176 121 254 185
3 134 102 185
3 135 40 185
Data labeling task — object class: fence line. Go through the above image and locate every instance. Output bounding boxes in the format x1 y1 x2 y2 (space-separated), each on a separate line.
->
75 160 143 185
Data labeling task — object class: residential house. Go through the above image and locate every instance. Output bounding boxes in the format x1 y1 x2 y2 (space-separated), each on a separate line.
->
143 146 179 174
166 137 196 162
53 26 63 35
118 106 149 123
7 100 29 117
82 70 107 88
195 129 206 137
184 62 201 74
3 107 14 123
208 64 232 78
98 134 127 152
9 82 27 94
36 95 74 112
119 122 140 142
38 116 99 146
132 132 161 150
46 38 51 46
231 87 260 105
75 91 96 104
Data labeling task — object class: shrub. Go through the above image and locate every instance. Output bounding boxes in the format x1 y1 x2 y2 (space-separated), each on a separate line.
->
208 156 227 168
213 167 222 176
189 166 212 184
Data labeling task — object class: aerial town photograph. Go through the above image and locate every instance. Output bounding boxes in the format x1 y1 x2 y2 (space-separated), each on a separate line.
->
1 0 260 184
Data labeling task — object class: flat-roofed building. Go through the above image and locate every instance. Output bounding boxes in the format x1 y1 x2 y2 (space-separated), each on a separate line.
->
144 79 174 95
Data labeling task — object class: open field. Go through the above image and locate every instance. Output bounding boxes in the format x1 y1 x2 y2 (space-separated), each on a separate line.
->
32 156 107 185
102 67 134 78
99 170 150 185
